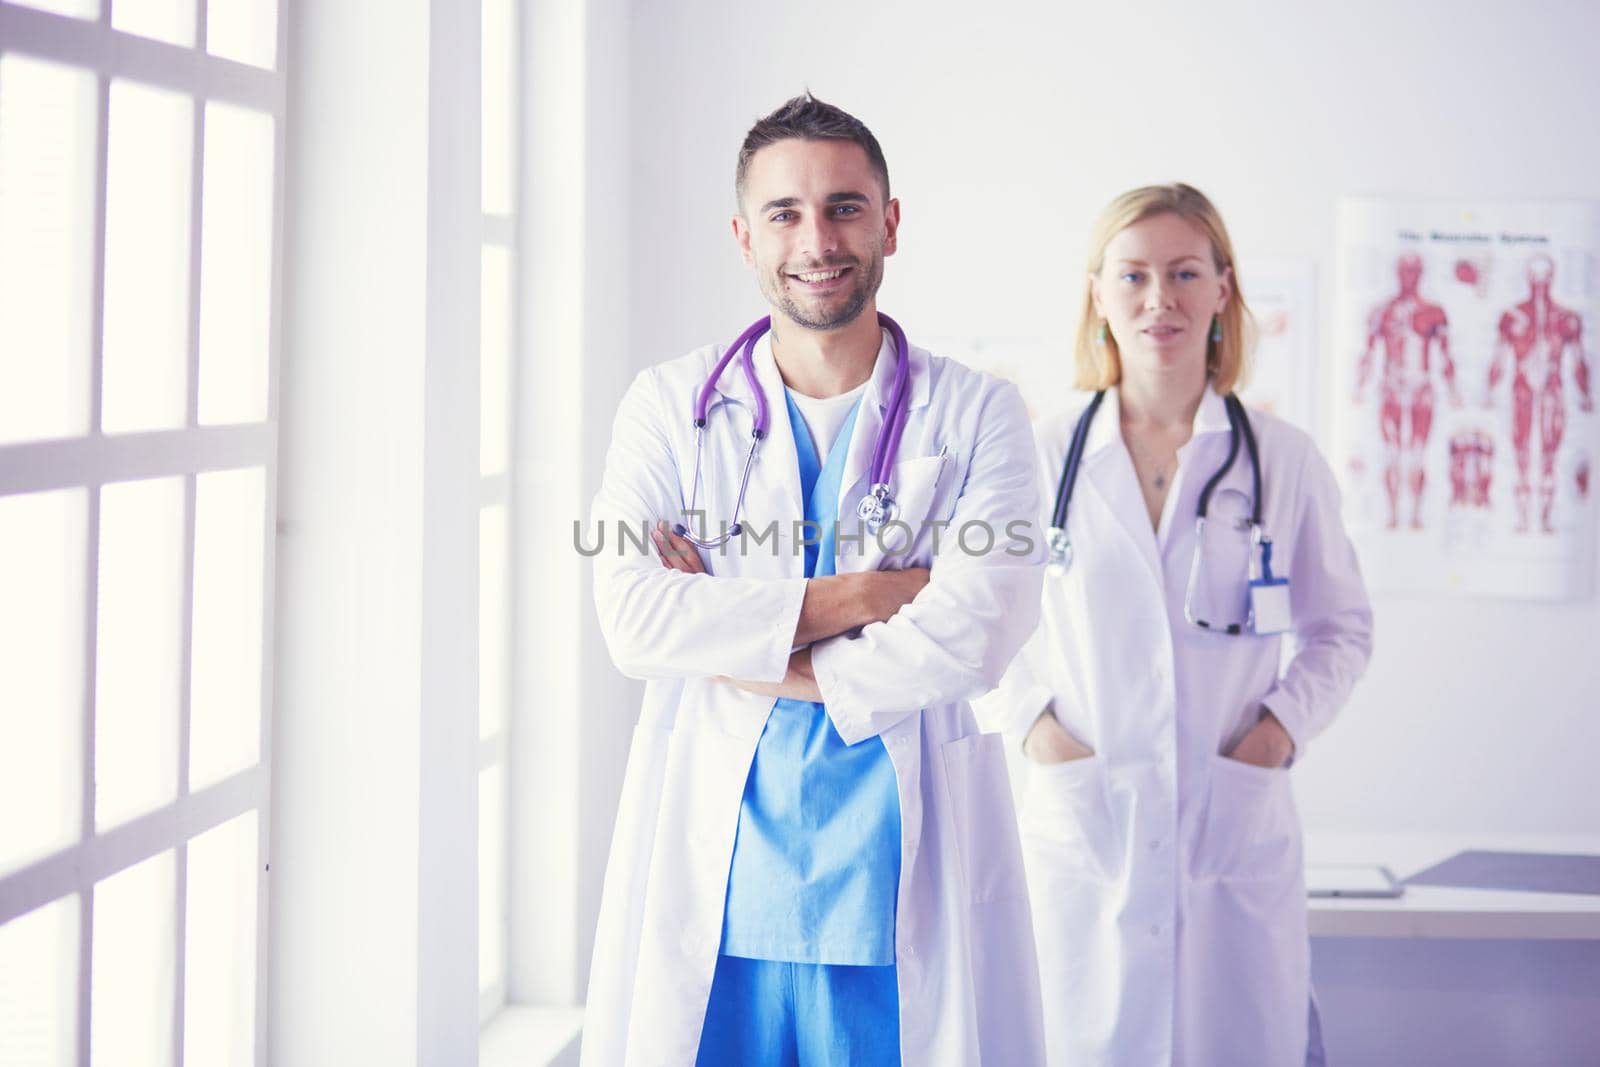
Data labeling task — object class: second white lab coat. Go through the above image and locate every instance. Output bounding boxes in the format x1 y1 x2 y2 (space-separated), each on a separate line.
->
979 386 1372 1067
583 330 1048 1066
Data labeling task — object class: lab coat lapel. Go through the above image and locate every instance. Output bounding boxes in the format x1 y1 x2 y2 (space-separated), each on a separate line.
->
722 332 805 530
836 329 898 523
1162 388 1236 548
1080 388 1164 589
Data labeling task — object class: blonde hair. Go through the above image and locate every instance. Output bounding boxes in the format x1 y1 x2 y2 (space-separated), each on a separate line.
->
1073 183 1255 394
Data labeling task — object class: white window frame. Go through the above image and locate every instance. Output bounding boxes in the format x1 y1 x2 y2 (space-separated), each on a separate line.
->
478 0 520 1028
0 3 287 1063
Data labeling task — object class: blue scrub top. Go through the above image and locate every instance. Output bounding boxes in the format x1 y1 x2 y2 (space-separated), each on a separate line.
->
719 390 903 966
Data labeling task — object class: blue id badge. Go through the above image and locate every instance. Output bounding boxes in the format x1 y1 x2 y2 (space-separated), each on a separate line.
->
1248 536 1292 635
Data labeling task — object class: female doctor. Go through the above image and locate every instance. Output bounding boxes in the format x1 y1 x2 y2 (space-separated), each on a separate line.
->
986 184 1373 1066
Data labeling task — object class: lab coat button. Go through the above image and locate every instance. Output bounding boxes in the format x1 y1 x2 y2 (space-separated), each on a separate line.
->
1149 839 1162 852
1149 924 1161 937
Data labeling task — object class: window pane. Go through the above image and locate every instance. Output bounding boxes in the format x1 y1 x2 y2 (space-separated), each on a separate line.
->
198 102 274 426
95 478 184 830
101 80 192 435
206 0 278 70
111 0 197 48
480 245 512 476
0 895 79 1067
0 56 96 446
189 468 264 789
91 851 175 1067
184 812 257 1067
478 763 506 997
479 503 508 741
0 490 87 876
481 0 514 215
5 0 95 16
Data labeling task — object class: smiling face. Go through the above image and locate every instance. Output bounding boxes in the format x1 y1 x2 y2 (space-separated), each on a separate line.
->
732 137 899 332
1090 211 1231 379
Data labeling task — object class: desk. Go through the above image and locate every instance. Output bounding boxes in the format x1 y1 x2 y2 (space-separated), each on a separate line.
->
1306 832 1600 940
1303 833 1600 1065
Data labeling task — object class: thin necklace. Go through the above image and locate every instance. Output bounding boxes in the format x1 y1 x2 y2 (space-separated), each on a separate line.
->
1124 432 1177 491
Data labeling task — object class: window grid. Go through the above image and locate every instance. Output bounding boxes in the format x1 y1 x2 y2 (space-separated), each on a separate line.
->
0 1 285 1063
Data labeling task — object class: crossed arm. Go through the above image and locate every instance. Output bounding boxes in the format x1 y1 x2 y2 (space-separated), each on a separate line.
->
593 369 1042 743
648 521 928 701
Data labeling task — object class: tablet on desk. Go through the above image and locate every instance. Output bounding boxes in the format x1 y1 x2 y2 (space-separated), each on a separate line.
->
1306 864 1404 898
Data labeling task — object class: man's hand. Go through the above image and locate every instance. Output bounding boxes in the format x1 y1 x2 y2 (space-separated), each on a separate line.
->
719 648 822 702
1224 709 1294 769
791 567 930 646
1022 709 1094 766
652 516 928 648
861 567 930 625
652 521 706 574
716 565 930 702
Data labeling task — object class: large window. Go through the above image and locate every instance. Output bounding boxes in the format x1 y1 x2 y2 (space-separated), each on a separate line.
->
0 1 285 1063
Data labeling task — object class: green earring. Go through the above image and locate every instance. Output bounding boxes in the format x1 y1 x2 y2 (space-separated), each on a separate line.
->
1097 321 1108 344
1210 315 1223 343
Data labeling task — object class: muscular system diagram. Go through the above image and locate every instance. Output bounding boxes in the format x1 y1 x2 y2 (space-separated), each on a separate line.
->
1484 254 1594 534
1336 199 1600 598
1354 253 1463 529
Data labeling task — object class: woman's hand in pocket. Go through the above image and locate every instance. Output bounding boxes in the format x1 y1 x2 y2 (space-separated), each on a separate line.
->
1223 709 1294 769
1023 709 1095 766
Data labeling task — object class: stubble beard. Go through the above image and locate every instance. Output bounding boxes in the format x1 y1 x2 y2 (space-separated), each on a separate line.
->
761 249 884 331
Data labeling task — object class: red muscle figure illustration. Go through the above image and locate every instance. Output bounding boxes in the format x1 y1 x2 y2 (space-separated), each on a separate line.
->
1355 254 1463 528
1448 430 1494 509
1485 254 1594 533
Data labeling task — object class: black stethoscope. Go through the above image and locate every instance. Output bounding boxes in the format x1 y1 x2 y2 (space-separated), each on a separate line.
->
1047 390 1282 635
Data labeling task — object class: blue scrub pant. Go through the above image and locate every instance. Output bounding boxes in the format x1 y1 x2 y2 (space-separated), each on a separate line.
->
695 954 901 1066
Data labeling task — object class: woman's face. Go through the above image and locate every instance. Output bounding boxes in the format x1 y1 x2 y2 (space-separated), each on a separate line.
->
1090 212 1231 380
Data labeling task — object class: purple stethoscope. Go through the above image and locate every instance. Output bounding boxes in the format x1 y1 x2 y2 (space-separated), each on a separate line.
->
672 312 914 549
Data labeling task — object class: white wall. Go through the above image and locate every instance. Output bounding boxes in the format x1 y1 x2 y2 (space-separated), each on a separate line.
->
612 0 1600 838
512 0 635 1006
273 2 480 1063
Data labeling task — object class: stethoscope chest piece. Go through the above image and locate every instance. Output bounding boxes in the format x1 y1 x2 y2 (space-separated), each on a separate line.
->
1046 525 1073 576
857 483 899 531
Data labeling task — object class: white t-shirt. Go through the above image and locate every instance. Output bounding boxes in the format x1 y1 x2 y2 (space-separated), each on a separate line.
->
789 379 869 465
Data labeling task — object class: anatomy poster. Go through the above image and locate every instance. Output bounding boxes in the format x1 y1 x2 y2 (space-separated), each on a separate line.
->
1335 198 1599 599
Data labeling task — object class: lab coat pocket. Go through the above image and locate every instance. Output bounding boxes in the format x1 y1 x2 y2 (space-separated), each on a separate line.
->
941 731 1030 904
851 453 956 569
1194 754 1295 881
1019 756 1120 882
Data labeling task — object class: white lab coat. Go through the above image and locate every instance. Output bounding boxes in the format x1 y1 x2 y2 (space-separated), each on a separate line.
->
583 330 1049 1067
979 386 1372 1067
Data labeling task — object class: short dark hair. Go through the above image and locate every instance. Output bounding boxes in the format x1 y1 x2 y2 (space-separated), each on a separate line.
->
735 93 890 208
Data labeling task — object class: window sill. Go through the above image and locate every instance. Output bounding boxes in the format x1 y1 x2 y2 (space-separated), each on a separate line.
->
481 1005 584 1067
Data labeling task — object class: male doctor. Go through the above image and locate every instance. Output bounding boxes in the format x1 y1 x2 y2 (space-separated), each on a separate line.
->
582 95 1047 1066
